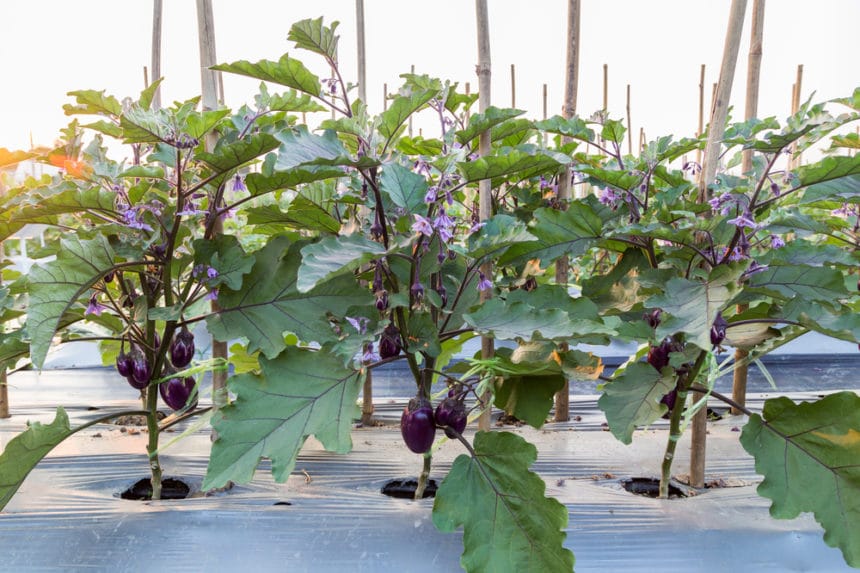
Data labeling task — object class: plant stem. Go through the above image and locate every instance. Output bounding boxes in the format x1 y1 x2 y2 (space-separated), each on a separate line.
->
659 350 708 499
414 452 432 500
145 382 164 500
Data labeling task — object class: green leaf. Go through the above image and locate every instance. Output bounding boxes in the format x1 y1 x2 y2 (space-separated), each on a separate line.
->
800 174 860 205
266 89 327 113
740 392 860 567
246 196 341 235
598 362 672 444
297 234 385 292
798 155 860 190
196 134 280 173
0 408 73 511
288 18 339 61
499 204 602 268
464 299 612 342
535 116 595 142
747 264 848 304
119 165 164 179
495 372 565 429
455 106 525 145
274 127 351 170
649 266 740 350
601 119 627 144
213 55 322 98
204 347 362 490
458 147 567 182
379 162 428 215
27 236 115 368
468 214 535 260
139 78 164 110
63 89 122 117
185 109 231 140
378 89 438 142
207 237 372 359
244 166 344 197
120 106 171 144
433 431 574 572
193 235 255 291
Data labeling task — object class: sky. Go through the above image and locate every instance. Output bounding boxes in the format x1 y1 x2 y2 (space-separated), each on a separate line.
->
1 1 858 157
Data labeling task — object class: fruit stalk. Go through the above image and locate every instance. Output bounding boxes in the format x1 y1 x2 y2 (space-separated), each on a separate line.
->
414 452 432 501
659 350 708 499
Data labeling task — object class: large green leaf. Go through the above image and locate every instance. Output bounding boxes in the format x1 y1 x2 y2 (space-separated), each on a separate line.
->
196 134 280 173
649 266 740 350
0 408 73 511
740 392 860 567
499 204 603 268
464 299 612 342
4 182 116 223
288 18 339 61
455 106 525 145
598 362 672 444
204 347 363 490
27 235 115 368
185 109 231 140
274 127 350 170
243 166 344 197
119 106 171 144
63 89 122 117
433 431 574 572
378 89 438 142
746 264 848 304
207 237 372 359
800 174 860 205
798 154 860 189
468 214 535 260
192 235 255 291
245 197 340 235
213 55 322 98
458 147 567 182
379 162 427 215
494 372 565 429
297 234 385 292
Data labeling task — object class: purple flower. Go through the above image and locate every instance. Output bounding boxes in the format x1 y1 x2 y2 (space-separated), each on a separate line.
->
477 272 493 292
682 161 702 176
424 186 438 204
206 289 218 301
346 316 370 335
770 235 785 249
411 281 425 301
468 221 485 234
710 312 728 347
177 201 205 217
85 294 107 316
434 209 455 229
206 266 219 279
413 160 432 178
411 215 434 237
361 343 380 365
728 246 747 262
727 212 758 230
122 208 153 232
598 187 620 206
232 173 246 192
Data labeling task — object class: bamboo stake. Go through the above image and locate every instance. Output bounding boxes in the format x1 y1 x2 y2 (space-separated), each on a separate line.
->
195 0 227 411
790 64 804 168
602 64 608 113
355 0 374 426
626 84 632 156
542 83 548 146
408 64 415 137
553 0 580 422
383 83 388 111
696 64 705 166
732 0 765 416
151 0 163 110
475 0 493 432
510 64 516 107
693 0 748 490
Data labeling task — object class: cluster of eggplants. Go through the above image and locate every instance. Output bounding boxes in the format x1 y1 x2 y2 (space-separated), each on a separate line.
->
116 344 151 390
400 390 468 453
159 375 198 411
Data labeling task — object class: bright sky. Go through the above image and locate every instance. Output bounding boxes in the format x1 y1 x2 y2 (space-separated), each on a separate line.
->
1 1 858 155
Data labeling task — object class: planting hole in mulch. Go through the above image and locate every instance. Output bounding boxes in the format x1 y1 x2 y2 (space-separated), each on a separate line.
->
621 477 696 499
120 478 191 500
273 501 292 506
381 478 438 499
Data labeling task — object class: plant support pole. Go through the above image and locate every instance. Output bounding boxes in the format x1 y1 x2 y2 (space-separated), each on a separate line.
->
693 0 748 489
151 0 163 110
475 0 493 431
195 0 228 410
732 0 765 415
553 0 580 421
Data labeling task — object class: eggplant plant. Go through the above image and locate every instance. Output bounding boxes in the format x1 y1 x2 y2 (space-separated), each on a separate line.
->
0 17 859 572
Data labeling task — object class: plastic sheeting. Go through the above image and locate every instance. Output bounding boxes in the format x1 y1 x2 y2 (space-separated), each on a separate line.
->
0 369 856 572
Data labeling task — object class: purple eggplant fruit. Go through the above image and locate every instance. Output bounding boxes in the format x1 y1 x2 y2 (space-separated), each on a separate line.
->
160 376 198 411
128 350 151 389
400 395 436 454
435 397 467 439
379 323 402 359
116 346 134 378
170 327 195 368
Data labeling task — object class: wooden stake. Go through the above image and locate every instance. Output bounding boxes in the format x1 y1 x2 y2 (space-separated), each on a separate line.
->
408 64 415 137
475 0 493 432
696 64 705 166
0 372 8 419
383 83 388 111
151 0 163 109
542 83 548 146
195 0 228 411
790 64 804 168
602 63 608 113
626 84 632 156
553 0 580 422
694 0 749 490
732 0 765 416
510 64 516 107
